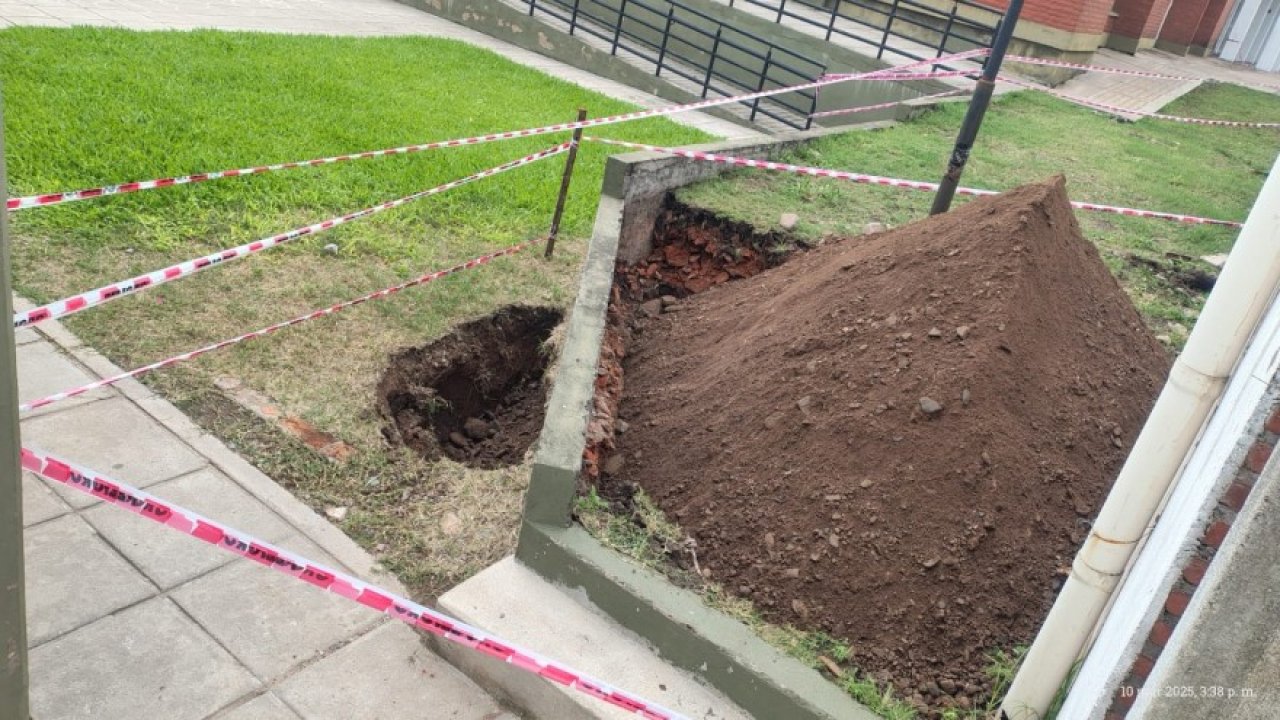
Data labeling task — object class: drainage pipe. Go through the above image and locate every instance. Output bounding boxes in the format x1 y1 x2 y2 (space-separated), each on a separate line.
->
1000 153 1280 719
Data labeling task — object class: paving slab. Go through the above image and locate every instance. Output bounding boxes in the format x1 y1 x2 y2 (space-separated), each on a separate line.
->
275 621 513 720
30 597 261 720
212 692 303 720
21 472 71 527
83 466 296 589
24 513 156 647
16 337 114 417
21 395 207 508
170 537 382 681
437 556 751 720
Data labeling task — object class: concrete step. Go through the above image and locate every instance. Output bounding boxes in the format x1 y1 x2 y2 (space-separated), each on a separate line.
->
434 556 753 720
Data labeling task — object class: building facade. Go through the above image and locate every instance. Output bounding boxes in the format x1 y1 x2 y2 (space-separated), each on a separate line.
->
973 0 1242 62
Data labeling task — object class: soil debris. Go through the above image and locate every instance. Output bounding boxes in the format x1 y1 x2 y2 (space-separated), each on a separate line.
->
599 178 1168 714
378 305 561 469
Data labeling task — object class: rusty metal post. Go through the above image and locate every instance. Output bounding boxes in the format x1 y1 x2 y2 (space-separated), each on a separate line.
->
0 95 32 720
545 108 587 259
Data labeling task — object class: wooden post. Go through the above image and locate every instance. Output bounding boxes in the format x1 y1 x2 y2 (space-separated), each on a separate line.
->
545 108 587 259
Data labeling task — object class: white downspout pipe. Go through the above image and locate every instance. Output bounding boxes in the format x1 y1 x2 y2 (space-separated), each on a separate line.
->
1000 153 1280 720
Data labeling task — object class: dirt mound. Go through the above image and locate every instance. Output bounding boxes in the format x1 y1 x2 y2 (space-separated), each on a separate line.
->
605 178 1169 713
378 305 561 469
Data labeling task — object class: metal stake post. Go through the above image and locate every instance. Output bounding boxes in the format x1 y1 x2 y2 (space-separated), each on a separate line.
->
0 96 32 720
545 108 587 259
929 0 1023 215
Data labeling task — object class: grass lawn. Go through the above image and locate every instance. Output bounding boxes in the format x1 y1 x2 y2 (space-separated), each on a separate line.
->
679 83 1280 347
1 26 711 599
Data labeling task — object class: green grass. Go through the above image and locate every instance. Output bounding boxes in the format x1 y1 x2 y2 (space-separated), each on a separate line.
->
0 26 710 599
678 83 1280 346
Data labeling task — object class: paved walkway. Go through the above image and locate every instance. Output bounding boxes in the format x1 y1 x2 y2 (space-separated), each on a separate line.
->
1056 47 1280 115
0 0 754 139
13 297 518 719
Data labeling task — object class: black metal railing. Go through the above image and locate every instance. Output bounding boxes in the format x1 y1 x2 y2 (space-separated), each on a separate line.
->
524 0 826 129
727 0 1000 69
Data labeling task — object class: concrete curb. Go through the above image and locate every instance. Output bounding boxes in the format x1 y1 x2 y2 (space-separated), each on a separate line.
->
22 307 402 592
515 123 905 720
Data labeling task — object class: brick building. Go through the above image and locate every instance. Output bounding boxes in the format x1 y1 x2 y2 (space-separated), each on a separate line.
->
971 0 1242 61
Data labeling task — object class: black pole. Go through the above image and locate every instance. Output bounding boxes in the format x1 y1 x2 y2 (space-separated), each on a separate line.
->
929 0 1023 215
545 108 587 259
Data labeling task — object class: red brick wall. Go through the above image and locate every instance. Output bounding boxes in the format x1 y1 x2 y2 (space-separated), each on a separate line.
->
1159 0 1212 45
1103 404 1280 720
1190 0 1232 47
974 0 1117 34
1110 0 1175 39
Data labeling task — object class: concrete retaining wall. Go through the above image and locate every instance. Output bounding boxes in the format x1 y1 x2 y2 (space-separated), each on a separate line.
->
514 113 958 719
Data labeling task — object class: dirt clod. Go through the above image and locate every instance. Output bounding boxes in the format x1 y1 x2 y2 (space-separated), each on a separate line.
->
378 305 561 469
600 178 1168 713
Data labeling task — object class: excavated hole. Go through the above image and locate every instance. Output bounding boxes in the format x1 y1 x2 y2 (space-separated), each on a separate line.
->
378 305 562 469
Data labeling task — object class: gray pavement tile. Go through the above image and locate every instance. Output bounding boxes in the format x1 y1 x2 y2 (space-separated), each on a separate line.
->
14 326 38 344
276 622 504 720
25 514 156 646
209 692 302 720
21 472 70 527
16 339 114 416
7 15 70 25
21 395 207 508
31 597 260 720
171 538 380 681
84 467 296 589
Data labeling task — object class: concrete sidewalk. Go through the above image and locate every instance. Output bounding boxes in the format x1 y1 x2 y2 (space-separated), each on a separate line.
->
0 0 753 140
15 298 519 719
1056 47 1280 115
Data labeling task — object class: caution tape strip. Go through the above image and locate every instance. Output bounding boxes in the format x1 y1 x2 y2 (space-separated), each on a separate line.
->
816 49 990 80
820 69 980 81
809 90 968 119
1002 54 1199 81
583 137 1242 227
19 239 543 413
999 74 1280 128
6 50 987 214
19 447 688 720
11 143 569 330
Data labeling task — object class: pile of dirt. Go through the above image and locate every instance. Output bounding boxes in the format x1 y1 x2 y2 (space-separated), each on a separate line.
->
378 305 561 469
602 178 1169 713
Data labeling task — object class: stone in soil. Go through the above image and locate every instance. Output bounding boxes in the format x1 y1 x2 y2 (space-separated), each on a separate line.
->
378 305 562 469
602 177 1168 714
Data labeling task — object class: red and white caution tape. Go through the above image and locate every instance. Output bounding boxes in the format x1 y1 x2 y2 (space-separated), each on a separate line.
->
819 48 990 80
583 137 1242 227
821 69 980 82
19 239 542 413
8 51 986 214
810 90 968 120
20 447 688 720
12 144 569 330
1000 74 1280 128
1003 54 1199 81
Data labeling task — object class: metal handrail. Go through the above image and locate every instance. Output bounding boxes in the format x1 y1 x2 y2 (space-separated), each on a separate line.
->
525 0 825 128
728 0 998 69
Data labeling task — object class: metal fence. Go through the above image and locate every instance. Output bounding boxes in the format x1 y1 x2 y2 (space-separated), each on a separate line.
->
524 0 826 129
727 0 1000 68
